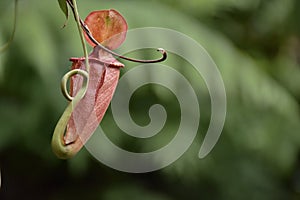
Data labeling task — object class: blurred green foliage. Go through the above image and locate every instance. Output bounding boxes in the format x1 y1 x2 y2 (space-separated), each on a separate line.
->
1 0 300 199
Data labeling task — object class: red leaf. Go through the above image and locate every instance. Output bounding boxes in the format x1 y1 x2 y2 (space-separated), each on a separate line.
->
64 46 124 146
84 9 128 49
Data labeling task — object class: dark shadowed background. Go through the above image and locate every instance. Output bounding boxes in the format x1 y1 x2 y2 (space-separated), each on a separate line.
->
1 0 300 199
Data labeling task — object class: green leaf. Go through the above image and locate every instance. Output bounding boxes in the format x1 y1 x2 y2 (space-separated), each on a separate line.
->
57 0 68 19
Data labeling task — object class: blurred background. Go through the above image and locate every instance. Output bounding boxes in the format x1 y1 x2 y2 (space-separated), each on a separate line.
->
1 0 300 199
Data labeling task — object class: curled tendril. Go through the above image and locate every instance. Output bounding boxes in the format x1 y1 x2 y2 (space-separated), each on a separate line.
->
52 68 90 158
83 22 167 63
66 0 167 64
61 69 89 101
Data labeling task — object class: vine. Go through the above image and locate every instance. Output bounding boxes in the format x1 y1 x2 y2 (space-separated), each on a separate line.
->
0 0 18 53
52 0 167 159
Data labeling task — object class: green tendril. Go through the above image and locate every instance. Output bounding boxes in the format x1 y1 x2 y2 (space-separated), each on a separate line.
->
51 68 89 159
51 0 90 159
0 0 18 53
71 0 90 73
61 69 89 102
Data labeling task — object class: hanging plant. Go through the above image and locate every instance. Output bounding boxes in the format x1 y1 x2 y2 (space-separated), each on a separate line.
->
52 0 167 159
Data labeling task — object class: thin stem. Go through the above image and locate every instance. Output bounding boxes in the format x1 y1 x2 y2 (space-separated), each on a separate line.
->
82 21 167 63
70 0 90 72
0 0 18 53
